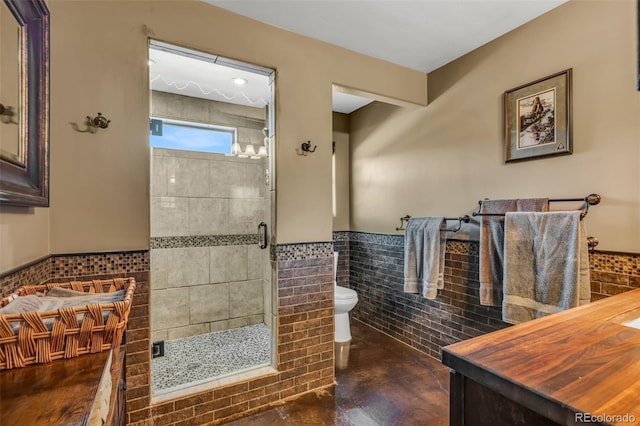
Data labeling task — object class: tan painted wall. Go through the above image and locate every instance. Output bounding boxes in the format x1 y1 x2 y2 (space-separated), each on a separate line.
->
332 112 350 231
0 0 428 272
47 0 426 252
350 0 640 253
0 207 49 272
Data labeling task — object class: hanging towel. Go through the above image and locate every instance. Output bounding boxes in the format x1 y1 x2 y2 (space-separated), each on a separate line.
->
478 198 549 306
403 217 447 299
502 211 590 324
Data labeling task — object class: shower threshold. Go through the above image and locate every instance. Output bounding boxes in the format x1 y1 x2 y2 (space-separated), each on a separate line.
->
152 323 272 396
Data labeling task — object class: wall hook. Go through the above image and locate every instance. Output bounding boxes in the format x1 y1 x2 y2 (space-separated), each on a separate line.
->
296 140 317 156
87 112 111 130
71 112 112 133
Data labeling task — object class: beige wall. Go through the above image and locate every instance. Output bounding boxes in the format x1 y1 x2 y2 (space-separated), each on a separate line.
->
332 112 350 231
0 0 427 272
350 0 640 253
0 207 49 272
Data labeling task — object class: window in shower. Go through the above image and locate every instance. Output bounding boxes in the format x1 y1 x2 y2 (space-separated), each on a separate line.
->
149 118 236 154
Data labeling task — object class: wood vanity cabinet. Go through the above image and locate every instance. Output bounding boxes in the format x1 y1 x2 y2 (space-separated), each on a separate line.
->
443 289 640 426
105 347 127 426
0 346 126 425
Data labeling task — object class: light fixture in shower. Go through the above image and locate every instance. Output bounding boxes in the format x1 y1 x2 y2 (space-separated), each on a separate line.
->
256 146 267 157
233 143 267 159
231 127 269 159
232 77 248 86
238 144 255 158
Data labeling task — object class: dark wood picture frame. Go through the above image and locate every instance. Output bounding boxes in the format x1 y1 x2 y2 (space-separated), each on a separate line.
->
504 69 572 163
0 0 50 207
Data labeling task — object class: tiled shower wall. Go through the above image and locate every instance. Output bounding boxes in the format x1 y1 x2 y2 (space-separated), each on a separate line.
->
150 149 270 341
152 90 267 152
150 91 271 341
334 231 640 360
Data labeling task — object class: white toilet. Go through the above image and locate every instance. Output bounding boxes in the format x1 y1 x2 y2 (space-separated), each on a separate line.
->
333 252 358 342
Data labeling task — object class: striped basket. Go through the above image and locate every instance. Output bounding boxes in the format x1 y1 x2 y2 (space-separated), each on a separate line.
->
0 277 135 370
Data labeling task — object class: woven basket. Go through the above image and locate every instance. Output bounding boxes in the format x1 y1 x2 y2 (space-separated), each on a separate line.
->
0 277 136 370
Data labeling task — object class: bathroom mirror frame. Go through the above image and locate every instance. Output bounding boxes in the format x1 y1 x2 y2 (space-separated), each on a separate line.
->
0 0 49 207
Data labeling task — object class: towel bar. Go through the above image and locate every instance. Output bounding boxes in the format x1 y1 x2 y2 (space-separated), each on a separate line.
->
395 215 470 232
472 193 601 219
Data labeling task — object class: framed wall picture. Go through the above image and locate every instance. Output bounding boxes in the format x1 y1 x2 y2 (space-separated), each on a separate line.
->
504 69 572 163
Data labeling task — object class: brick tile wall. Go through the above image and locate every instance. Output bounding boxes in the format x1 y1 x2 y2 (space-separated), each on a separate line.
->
335 231 640 361
589 251 640 300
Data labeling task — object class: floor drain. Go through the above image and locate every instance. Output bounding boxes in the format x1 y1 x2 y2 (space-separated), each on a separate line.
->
187 363 201 370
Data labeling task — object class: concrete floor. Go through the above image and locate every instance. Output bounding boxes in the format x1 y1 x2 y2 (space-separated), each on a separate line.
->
228 319 450 425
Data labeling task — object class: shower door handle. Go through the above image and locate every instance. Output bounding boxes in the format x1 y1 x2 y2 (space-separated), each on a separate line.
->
258 222 268 249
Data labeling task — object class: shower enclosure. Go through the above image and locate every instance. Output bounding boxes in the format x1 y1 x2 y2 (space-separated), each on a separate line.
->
148 41 275 396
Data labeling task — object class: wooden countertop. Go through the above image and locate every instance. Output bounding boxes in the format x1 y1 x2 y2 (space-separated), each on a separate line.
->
0 349 118 426
443 289 640 425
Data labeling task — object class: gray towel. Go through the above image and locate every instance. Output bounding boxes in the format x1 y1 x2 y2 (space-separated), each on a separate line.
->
502 211 590 324
479 198 548 306
404 217 447 299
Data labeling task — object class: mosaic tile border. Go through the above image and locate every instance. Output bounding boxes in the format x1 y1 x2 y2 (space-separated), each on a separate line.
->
446 240 480 256
590 251 640 275
1 251 150 297
332 231 350 242
275 242 334 260
151 234 258 249
0 257 51 297
344 231 404 247
51 251 149 278
333 231 479 255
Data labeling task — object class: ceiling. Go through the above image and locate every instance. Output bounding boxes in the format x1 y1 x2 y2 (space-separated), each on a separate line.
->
205 0 566 74
149 46 271 109
152 0 567 114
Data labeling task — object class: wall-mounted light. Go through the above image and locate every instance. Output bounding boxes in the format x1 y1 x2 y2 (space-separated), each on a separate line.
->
238 144 256 158
231 143 267 159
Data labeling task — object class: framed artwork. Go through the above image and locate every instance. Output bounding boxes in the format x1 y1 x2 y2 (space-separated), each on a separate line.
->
504 69 572 163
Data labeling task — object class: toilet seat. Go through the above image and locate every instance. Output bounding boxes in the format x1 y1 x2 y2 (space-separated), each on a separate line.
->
335 286 357 301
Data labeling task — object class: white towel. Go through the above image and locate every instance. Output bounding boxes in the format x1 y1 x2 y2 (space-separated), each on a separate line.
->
404 217 447 299
502 211 590 324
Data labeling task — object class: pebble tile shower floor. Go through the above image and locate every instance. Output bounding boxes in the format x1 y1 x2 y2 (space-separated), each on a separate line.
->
151 324 271 392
